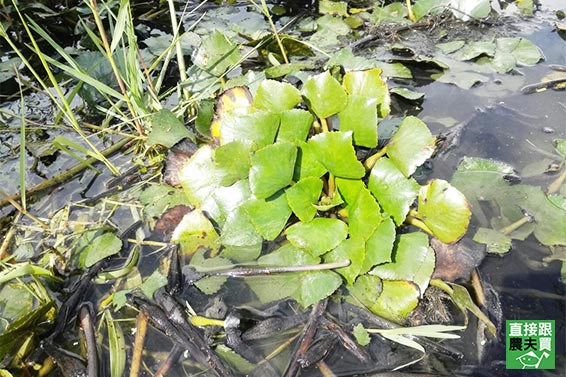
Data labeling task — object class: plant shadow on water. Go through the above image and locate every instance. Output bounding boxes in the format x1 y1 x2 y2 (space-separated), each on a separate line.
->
0 0 565 376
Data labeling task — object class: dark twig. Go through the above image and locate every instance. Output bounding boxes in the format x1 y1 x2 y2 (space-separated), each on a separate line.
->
79 303 99 377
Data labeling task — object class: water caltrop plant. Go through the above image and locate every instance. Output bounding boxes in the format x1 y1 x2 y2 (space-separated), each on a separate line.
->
171 69 471 323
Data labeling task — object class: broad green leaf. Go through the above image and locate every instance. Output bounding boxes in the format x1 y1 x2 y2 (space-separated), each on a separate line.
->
221 207 262 262
348 274 382 309
218 111 280 148
286 217 348 256
195 99 215 137
492 38 543 73
285 177 324 222
171 209 220 255
210 180 251 226
83 233 122 268
319 0 348 16
250 142 297 199
386 116 435 177
416 179 471 243
302 71 347 118
178 145 222 206
277 109 314 145
369 280 420 323
338 95 378 148
389 87 424 101
369 157 419 226
252 80 302 112
294 141 328 180
324 237 365 285
247 244 320 304
362 217 396 274
243 193 292 240
296 271 343 307
342 68 390 117
473 227 512 254
437 40 466 54
214 141 252 186
370 232 435 295
139 184 187 219
193 30 241 76
450 40 495 61
146 109 193 148
347 186 383 241
309 131 365 179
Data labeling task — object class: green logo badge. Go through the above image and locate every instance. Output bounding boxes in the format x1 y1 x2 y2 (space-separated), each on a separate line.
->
506 320 555 369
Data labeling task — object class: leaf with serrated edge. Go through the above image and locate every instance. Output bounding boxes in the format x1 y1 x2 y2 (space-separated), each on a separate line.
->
286 217 348 256
253 80 302 112
309 131 365 179
286 177 323 222
250 142 297 199
302 71 347 118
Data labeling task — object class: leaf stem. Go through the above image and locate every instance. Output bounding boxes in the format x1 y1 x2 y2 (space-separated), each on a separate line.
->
320 117 329 133
497 214 532 236
547 166 566 194
364 147 387 170
405 215 434 236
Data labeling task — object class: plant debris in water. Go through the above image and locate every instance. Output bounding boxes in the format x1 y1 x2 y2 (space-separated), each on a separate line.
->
0 0 564 376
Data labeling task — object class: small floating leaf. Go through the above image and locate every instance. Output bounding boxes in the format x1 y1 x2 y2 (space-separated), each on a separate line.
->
250 142 297 199
285 177 324 222
369 157 419 226
386 116 435 177
473 227 512 255
146 109 193 148
83 232 122 268
286 217 348 256
416 179 471 244
252 80 302 112
193 30 241 76
302 71 348 118
370 280 420 323
309 131 365 179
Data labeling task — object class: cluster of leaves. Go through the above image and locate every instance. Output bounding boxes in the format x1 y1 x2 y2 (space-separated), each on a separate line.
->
171 69 471 322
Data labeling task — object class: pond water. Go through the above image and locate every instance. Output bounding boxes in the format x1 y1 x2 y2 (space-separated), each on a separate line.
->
0 1 565 376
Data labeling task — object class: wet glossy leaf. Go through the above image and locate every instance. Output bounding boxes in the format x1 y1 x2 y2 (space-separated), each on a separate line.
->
386 116 435 177
243 193 292 240
83 232 122 268
370 232 434 295
450 40 495 61
309 131 365 179
430 57 490 89
362 217 396 274
171 209 220 255
302 71 348 118
218 112 280 149
285 177 324 222
252 80 302 112
286 217 348 256
369 280 420 323
210 180 251 226
343 69 390 117
324 237 365 285
369 157 420 226
294 141 328 180
250 142 297 199
193 30 241 76
348 274 382 309
450 0 491 21
338 95 378 148
277 109 314 145
215 141 252 186
221 207 262 262
416 179 471 243
347 186 383 241
178 145 221 206
320 0 348 16
146 109 193 148
473 227 512 254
